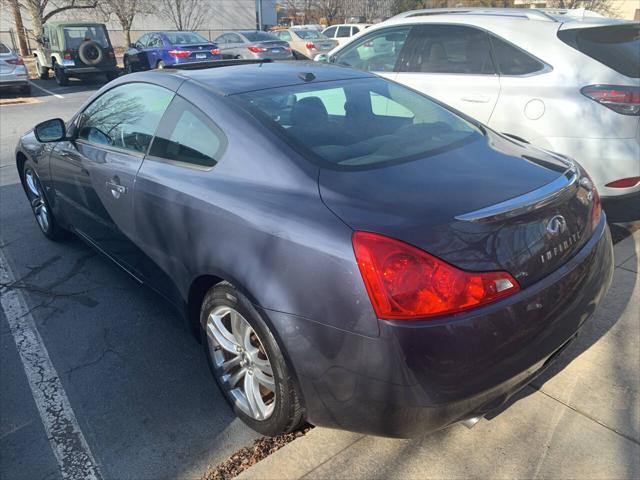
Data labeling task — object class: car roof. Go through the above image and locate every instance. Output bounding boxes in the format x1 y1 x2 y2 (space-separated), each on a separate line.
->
162 61 373 96
45 21 107 28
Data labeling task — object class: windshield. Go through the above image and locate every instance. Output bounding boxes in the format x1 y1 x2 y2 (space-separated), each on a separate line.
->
294 30 327 40
63 26 108 49
165 32 209 45
237 77 480 170
243 31 277 42
558 24 640 78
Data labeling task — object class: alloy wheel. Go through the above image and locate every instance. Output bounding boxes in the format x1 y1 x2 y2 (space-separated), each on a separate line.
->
206 306 276 421
24 169 50 233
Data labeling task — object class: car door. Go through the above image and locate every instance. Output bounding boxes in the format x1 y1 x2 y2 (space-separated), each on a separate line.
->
145 34 164 67
49 82 174 275
127 34 149 70
134 93 227 303
395 24 500 124
331 25 411 81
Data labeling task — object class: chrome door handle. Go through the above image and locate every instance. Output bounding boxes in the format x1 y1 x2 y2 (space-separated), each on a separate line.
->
105 179 127 198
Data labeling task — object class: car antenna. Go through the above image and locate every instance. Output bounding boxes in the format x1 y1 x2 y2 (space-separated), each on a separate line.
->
298 72 315 82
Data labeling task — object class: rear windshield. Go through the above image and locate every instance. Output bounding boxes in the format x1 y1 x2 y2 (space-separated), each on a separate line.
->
63 26 108 49
294 30 326 40
243 31 277 42
237 77 480 170
165 32 209 45
558 24 640 78
0 43 10 54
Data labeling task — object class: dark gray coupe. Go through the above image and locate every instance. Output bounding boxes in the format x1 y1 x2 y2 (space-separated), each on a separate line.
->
15 60 613 437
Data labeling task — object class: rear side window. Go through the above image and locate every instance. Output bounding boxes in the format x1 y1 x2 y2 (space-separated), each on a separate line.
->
78 83 174 153
558 24 640 78
238 77 480 170
149 96 225 168
0 43 10 54
399 25 495 75
337 26 351 38
489 35 546 75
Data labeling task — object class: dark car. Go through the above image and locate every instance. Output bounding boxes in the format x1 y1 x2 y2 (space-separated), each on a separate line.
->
213 31 293 60
15 61 613 438
34 21 119 86
123 31 222 72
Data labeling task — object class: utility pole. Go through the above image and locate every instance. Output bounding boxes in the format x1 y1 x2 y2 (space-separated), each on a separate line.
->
257 0 263 30
9 0 29 56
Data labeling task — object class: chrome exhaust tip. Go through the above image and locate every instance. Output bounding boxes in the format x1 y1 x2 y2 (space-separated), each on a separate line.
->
460 416 483 429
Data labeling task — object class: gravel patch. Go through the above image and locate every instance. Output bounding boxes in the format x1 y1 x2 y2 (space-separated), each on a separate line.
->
201 426 313 480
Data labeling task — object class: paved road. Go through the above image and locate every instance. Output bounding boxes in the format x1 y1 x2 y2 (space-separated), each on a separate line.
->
1 80 258 480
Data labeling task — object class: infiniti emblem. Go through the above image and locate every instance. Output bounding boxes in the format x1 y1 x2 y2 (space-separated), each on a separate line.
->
546 215 567 237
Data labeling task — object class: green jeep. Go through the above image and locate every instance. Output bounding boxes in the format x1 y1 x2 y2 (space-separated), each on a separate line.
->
34 21 119 86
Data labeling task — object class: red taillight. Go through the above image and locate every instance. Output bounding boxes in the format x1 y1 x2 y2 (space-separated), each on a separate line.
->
63 51 72 60
211 48 221 55
582 85 640 116
6 58 24 65
305 42 316 50
352 232 520 320
247 46 267 53
168 50 190 58
605 177 640 188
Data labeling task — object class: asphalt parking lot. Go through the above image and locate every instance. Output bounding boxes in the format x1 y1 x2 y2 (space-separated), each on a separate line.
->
1 80 258 479
1 79 639 480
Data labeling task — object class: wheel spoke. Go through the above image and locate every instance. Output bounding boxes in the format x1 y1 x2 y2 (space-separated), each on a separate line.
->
221 355 241 372
207 312 241 354
230 311 247 348
227 367 247 387
255 368 275 391
244 373 262 420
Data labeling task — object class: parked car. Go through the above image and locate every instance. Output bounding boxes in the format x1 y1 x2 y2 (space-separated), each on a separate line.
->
270 28 338 59
34 21 119 86
0 42 30 95
16 60 613 438
214 31 293 60
322 23 371 46
322 8 640 220
124 31 222 72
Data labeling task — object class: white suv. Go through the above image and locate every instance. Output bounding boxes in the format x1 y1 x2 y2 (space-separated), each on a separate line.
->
325 9 640 220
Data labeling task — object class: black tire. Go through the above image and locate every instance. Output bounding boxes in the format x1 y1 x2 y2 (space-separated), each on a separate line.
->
156 60 166 69
54 63 69 86
36 57 49 79
123 58 133 74
106 71 119 82
20 84 31 96
21 161 66 241
78 40 103 65
201 282 305 436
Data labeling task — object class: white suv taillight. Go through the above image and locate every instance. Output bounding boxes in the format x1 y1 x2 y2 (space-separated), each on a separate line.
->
581 85 640 116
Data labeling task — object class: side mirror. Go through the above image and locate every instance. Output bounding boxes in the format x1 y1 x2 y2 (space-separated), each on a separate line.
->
313 53 328 62
34 118 66 143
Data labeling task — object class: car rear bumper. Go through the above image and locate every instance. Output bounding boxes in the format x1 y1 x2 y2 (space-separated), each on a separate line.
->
64 64 118 74
170 55 223 65
264 217 614 437
602 190 640 222
0 78 29 87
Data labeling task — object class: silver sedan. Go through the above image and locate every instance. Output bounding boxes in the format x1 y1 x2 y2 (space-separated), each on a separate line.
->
0 42 30 95
214 31 294 60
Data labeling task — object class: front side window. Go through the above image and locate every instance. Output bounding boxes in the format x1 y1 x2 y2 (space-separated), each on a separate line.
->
324 27 337 38
149 96 225 168
490 35 545 75
399 25 495 75
243 31 276 42
63 26 109 49
77 83 174 153
238 77 479 170
135 34 148 48
333 26 411 72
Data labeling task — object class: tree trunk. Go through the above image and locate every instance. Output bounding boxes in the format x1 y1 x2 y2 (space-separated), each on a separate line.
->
124 28 131 47
9 0 29 56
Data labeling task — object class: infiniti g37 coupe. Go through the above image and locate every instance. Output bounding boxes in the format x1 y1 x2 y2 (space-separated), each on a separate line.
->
15 61 613 437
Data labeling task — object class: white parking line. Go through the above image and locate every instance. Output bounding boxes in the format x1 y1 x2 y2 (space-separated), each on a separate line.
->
0 250 102 480
29 81 65 99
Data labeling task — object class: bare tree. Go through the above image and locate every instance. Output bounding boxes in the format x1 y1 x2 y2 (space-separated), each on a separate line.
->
547 0 617 15
98 0 150 46
314 0 342 24
158 0 211 31
22 0 97 38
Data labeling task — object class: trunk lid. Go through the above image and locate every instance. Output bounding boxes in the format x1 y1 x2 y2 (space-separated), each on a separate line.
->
319 132 598 288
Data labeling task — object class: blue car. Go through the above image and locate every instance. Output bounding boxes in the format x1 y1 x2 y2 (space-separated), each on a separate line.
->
124 31 221 72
